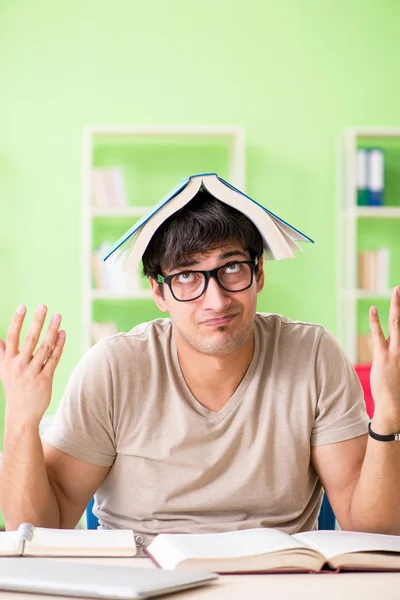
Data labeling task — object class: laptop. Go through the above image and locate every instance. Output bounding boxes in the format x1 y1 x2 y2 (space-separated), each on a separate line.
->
0 558 218 599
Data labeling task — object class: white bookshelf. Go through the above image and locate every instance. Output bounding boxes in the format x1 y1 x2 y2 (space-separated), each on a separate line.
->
81 125 246 353
337 127 400 363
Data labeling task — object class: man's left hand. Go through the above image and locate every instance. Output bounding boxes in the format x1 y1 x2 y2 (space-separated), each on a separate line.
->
369 286 400 433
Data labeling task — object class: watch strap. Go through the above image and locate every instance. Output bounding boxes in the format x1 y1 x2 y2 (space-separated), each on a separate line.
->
368 422 400 442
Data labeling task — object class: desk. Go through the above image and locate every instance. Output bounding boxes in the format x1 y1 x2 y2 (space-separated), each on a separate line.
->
1 557 400 600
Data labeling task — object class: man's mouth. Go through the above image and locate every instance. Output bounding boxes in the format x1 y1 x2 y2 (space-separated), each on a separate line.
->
202 314 237 327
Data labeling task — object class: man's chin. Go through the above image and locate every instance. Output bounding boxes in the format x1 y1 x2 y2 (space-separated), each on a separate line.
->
194 334 245 356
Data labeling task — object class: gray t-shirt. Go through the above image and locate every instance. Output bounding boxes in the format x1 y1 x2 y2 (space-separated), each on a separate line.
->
43 313 368 536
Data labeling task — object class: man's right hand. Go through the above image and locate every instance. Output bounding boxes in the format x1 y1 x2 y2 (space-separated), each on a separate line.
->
0 304 66 427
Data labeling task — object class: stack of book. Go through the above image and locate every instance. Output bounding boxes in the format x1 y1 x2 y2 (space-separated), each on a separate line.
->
356 148 384 206
358 247 390 292
91 167 129 208
357 333 373 364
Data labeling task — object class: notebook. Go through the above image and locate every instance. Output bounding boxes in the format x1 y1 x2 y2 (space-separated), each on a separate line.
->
0 558 218 599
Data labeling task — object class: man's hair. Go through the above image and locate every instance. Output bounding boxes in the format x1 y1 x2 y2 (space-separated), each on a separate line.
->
142 190 264 280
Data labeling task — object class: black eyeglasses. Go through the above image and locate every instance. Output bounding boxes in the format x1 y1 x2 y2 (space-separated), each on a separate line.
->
157 259 258 302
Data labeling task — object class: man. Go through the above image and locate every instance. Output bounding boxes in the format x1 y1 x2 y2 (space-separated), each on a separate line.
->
1 192 400 538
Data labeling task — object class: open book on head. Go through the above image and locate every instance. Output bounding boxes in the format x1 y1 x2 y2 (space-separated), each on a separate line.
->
145 528 400 574
0 523 137 557
103 173 314 269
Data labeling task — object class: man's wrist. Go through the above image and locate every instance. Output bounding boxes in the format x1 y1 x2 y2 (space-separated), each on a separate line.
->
4 410 41 440
368 422 400 442
370 412 400 438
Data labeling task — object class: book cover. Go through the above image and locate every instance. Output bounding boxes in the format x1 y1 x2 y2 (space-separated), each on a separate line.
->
366 149 384 206
102 173 313 266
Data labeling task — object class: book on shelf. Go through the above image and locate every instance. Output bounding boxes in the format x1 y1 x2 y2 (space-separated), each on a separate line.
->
0 523 137 558
356 149 368 206
366 148 384 206
358 247 390 292
91 167 129 209
356 148 385 207
357 333 373 364
102 172 314 269
145 527 400 574
92 241 142 293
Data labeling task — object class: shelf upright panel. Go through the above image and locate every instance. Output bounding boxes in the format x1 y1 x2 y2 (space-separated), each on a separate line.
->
81 127 94 355
82 125 246 354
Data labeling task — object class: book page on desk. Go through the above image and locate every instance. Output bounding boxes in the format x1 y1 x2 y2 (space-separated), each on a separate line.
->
0 531 23 556
23 528 137 557
146 528 325 573
293 530 400 571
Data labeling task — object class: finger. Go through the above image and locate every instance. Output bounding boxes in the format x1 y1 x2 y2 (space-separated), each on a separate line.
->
369 306 387 353
42 330 66 376
0 338 5 366
388 286 400 348
6 305 26 359
20 304 48 364
29 313 62 375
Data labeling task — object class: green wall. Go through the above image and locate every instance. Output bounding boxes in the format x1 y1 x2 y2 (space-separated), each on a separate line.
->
1 0 400 432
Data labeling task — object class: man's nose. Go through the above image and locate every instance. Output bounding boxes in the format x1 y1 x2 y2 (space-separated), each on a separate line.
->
201 276 231 309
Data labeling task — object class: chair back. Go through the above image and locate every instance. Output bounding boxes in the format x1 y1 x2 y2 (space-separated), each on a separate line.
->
86 497 100 529
86 494 336 530
318 493 336 530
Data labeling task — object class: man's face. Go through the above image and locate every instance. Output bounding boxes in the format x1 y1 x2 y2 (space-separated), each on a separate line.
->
150 242 264 357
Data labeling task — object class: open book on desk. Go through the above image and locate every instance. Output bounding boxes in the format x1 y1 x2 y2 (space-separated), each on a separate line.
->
0 523 137 557
145 528 400 573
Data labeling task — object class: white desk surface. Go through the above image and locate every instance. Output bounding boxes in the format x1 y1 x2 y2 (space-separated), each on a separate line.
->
1 557 400 600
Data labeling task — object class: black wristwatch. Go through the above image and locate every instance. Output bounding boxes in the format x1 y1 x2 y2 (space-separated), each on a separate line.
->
368 422 400 442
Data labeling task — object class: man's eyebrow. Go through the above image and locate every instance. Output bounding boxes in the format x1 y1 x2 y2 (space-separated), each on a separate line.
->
172 250 248 271
218 250 248 261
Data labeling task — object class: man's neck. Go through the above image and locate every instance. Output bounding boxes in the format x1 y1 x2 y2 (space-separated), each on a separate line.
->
175 332 255 412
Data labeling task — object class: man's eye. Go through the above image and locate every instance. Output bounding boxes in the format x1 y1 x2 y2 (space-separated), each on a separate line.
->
224 263 241 273
177 272 196 284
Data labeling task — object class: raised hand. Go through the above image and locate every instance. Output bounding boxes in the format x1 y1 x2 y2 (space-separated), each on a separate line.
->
0 304 66 427
369 287 400 431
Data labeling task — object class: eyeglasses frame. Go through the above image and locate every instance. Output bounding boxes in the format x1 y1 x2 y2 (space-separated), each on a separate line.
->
156 258 258 303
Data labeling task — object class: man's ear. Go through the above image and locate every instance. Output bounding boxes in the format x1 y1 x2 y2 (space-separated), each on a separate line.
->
149 277 169 312
255 256 265 293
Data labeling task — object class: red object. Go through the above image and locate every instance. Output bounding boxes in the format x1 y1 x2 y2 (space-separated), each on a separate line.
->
354 364 374 418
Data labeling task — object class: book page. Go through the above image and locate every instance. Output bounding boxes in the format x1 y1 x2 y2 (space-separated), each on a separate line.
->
124 177 202 270
24 528 137 557
0 531 21 556
151 528 313 559
294 529 400 561
203 176 295 260
147 528 324 572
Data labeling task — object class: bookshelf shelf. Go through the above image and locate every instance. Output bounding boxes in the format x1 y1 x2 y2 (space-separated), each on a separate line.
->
337 128 400 363
344 207 400 219
342 290 393 300
82 125 246 352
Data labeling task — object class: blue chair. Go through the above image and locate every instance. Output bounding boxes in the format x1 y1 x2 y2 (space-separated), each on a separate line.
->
318 493 336 530
86 497 100 529
86 493 336 530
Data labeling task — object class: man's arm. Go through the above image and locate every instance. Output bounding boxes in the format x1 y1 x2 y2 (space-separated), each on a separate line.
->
312 432 400 534
312 287 400 534
43 442 110 529
0 425 109 530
